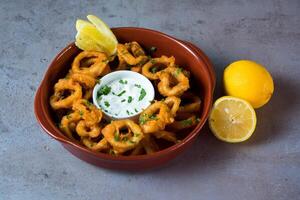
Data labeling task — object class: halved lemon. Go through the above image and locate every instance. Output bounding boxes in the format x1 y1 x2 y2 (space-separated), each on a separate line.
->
75 15 118 56
209 96 257 143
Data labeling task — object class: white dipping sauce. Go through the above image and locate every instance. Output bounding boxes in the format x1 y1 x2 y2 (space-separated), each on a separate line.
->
93 71 154 119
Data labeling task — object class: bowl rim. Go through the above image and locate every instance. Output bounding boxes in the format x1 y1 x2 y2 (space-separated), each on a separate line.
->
34 27 214 161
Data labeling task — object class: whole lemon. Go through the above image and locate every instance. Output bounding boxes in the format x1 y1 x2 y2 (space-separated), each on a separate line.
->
223 60 274 108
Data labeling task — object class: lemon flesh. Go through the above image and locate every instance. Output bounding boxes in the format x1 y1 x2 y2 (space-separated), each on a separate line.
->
209 96 257 143
224 60 274 108
75 15 118 56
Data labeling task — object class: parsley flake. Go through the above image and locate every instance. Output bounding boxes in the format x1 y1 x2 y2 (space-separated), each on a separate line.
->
138 88 146 101
104 101 110 107
128 96 133 103
181 119 193 127
97 85 111 98
117 90 126 96
119 79 128 84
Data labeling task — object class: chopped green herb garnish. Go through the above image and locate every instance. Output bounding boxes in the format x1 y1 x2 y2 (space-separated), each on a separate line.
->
134 133 141 137
150 59 156 64
134 108 139 113
128 96 133 103
119 79 128 84
139 113 148 125
117 90 126 96
79 110 84 116
104 101 110 107
66 114 71 119
149 115 157 120
122 137 128 142
138 88 146 101
112 92 116 95
114 131 120 141
149 46 157 53
175 67 183 76
97 85 111 97
121 99 126 103
84 101 92 107
181 119 193 127
126 110 130 115
134 84 141 88
150 67 158 73
104 109 108 112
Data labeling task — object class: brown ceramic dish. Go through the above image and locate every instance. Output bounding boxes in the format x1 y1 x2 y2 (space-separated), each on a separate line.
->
34 27 215 170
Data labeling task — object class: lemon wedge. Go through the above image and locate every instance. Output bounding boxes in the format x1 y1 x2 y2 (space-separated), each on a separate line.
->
75 15 118 56
209 96 257 143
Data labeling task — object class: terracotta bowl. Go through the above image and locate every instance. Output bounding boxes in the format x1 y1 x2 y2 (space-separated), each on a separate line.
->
34 27 215 170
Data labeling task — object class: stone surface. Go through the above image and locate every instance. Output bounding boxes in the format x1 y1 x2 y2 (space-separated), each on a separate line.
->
0 0 299 199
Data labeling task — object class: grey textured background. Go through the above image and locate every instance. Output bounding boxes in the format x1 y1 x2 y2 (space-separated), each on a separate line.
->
0 0 299 199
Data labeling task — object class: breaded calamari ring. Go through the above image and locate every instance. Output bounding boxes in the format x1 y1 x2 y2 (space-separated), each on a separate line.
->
151 130 178 143
60 112 82 139
141 135 159 154
125 41 146 57
70 73 96 100
163 96 181 116
71 51 109 77
157 67 190 97
72 99 102 126
117 43 148 66
76 120 102 138
50 79 82 110
142 56 175 80
139 101 174 133
102 120 144 154
82 138 110 152
168 115 198 131
178 92 201 113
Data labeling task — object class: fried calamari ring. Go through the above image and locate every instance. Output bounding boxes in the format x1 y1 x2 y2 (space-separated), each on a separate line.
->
60 112 81 139
82 138 110 152
141 135 159 154
72 99 102 126
178 92 201 113
151 130 178 143
125 41 146 57
76 121 102 138
102 120 144 154
50 79 82 110
130 143 144 155
70 73 96 100
71 51 109 77
130 66 142 73
117 43 148 66
157 67 190 97
168 115 198 131
164 96 181 116
142 56 175 80
139 101 174 133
